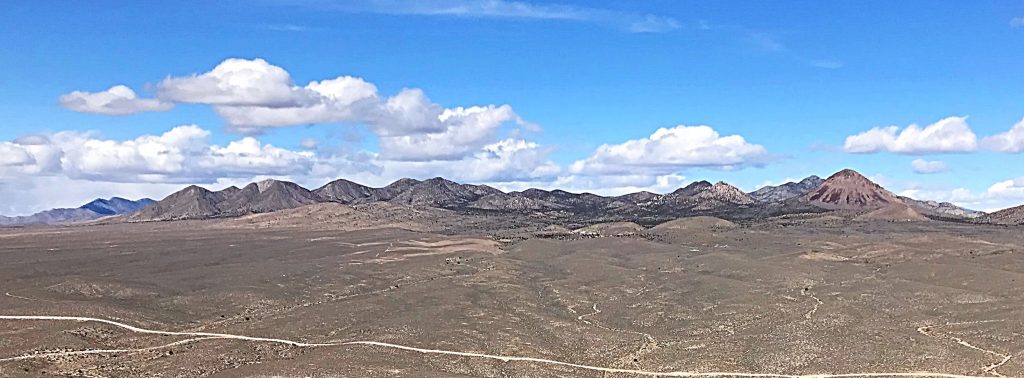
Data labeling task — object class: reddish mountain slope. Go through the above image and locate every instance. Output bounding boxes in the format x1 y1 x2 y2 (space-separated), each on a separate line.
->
802 169 900 210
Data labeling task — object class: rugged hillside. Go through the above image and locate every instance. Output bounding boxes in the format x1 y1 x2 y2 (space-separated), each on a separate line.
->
670 181 713 198
0 197 154 227
614 191 662 205
314 179 377 204
389 177 503 208
132 180 321 221
220 186 242 196
976 204 1024 225
217 180 323 216
130 186 232 221
802 169 900 210
512 189 613 212
469 193 567 212
692 182 755 205
750 176 824 202
375 178 423 201
660 181 754 212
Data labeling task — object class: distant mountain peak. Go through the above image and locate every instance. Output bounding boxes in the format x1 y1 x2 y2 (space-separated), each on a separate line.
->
1 197 155 227
750 175 825 203
389 177 502 207
802 169 899 210
658 179 753 212
256 179 285 192
831 168 869 180
800 175 822 184
315 178 376 204
671 180 713 197
180 185 212 195
80 197 155 216
388 178 421 187
694 181 754 205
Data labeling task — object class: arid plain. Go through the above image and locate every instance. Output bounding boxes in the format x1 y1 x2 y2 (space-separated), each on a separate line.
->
1 212 1022 377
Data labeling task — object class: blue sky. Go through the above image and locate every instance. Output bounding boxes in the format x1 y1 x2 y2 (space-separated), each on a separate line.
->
1 1 1023 215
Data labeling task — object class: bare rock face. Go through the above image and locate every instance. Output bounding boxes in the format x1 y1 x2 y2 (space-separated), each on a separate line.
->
750 176 824 202
659 181 710 209
693 182 755 205
802 169 900 210
976 204 1024 225
609 191 665 213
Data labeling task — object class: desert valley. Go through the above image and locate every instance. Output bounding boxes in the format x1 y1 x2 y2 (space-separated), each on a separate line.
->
1 169 1022 377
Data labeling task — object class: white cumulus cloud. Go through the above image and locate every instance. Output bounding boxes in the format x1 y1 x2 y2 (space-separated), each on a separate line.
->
911 159 947 174
843 116 978 154
0 142 37 167
59 85 173 115
157 58 305 107
981 118 1024 153
377 105 525 161
209 74 382 132
0 138 63 177
1 125 314 184
141 58 531 162
364 138 561 184
569 125 770 175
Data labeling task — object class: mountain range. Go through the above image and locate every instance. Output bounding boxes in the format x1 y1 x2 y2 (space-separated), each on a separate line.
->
6 169 1014 227
120 169 1002 224
0 197 154 227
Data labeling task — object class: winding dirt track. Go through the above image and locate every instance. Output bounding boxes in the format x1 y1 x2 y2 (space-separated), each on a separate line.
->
915 322 1013 377
0 315 1005 378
